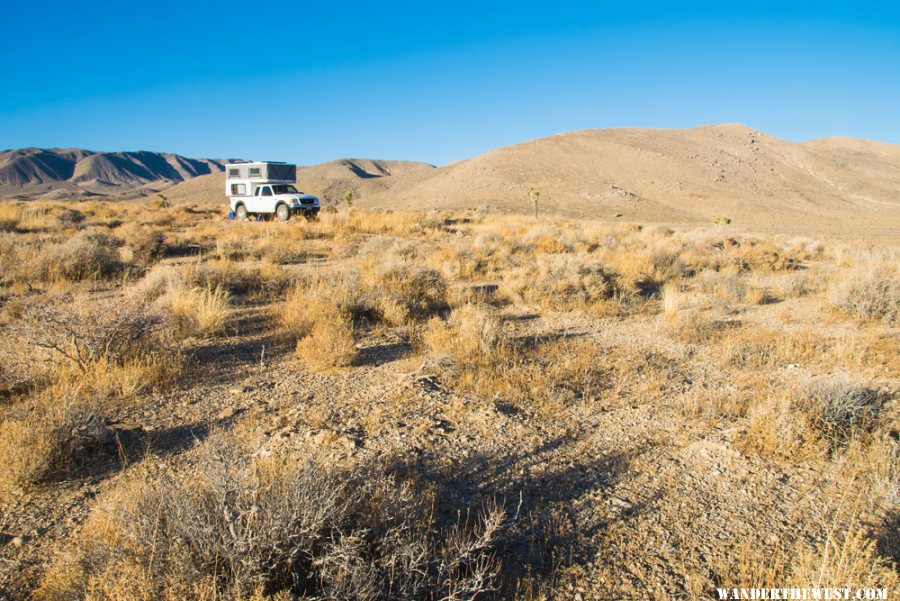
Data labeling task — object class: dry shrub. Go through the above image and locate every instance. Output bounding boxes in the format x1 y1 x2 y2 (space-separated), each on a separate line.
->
424 304 502 362
778 272 810 298
7 294 182 397
0 392 109 493
828 270 900 325
295 310 357 370
280 271 372 336
14 296 165 371
37 231 124 281
160 284 231 339
798 376 881 447
184 259 289 296
741 393 818 460
425 314 606 415
37 435 506 600
125 226 167 266
370 263 448 320
506 255 624 312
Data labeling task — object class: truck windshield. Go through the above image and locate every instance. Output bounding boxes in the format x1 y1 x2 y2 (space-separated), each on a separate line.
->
271 185 299 194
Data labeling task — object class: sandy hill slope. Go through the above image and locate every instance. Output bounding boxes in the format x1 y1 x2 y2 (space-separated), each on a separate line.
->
7 125 900 230
0 148 228 199
358 124 900 228
163 159 436 206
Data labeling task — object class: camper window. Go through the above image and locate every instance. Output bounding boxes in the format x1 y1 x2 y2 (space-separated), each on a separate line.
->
228 168 240 177
249 167 261 177
231 183 246 195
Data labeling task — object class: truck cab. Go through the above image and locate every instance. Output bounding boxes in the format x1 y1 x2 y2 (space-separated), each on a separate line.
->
226 161 320 221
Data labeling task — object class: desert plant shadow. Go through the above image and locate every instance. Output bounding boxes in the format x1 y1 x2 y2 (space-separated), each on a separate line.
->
386 436 654 595
353 341 412 367
65 412 245 486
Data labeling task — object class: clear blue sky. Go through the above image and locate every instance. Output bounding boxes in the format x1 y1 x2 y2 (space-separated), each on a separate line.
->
2 1 898 165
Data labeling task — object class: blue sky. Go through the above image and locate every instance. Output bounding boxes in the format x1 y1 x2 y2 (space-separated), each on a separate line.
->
2 1 898 165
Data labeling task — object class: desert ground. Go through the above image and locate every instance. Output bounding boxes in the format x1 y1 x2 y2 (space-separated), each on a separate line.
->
0 196 897 600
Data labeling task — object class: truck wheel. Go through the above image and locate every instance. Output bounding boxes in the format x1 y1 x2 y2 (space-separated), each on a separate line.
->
276 204 291 222
235 204 248 221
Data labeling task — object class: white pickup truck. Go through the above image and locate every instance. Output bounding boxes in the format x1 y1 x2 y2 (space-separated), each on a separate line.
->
226 161 320 221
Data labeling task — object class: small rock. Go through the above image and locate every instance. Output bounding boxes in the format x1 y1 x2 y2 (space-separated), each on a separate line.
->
10 536 24 548
610 497 632 510
217 407 236 420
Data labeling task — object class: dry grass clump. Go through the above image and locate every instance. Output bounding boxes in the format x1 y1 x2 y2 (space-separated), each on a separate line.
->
280 270 372 334
368 263 448 321
159 283 231 339
37 435 506 600
295 309 357 371
424 304 503 362
716 512 898 593
183 258 291 296
425 312 606 415
36 231 124 282
119 224 167 266
828 269 900 325
717 327 825 370
661 281 684 320
797 376 882 447
0 392 109 493
741 376 884 459
505 255 626 312
741 393 818 460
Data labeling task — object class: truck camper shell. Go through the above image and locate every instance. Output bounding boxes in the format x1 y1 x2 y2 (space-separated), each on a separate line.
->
225 161 296 184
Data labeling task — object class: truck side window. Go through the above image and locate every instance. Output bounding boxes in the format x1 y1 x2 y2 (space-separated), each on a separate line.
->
261 187 272 197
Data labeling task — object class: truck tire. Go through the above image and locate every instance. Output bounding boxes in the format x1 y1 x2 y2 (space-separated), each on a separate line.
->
235 204 248 221
276 203 291 222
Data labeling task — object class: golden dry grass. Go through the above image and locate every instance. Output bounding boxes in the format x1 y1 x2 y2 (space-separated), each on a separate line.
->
0 201 897 599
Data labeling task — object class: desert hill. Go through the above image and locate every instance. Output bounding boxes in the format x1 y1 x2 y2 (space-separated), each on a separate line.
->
358 124 900 228
0 147 229 199
6 125 900 230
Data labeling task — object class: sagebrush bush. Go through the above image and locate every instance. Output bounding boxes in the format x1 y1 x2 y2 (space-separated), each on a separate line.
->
37 435 506 600
0 392 109 492
37 231 124 281
798 376 881 446
372 263 448 319
5 295 182 399
127 228 167 266
828 270 900 325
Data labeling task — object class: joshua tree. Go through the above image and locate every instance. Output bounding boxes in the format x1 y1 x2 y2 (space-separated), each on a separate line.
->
343 190 354 210
528 187 541 219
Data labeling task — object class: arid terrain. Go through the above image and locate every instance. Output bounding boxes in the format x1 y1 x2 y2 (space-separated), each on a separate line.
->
7 124 900 233
0 192 897 599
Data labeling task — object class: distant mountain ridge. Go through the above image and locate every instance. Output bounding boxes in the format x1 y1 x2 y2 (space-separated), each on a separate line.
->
0 147 230 199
